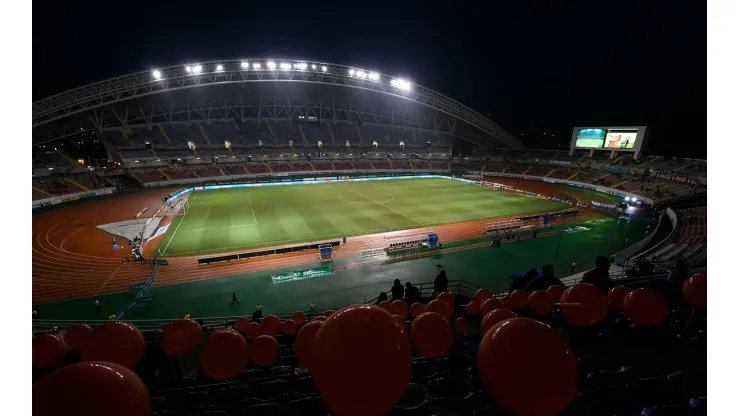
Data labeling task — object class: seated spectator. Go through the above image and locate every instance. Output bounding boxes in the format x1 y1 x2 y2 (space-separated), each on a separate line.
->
251 304 263 322
510 269 539 294
391 279 404 301
525 265 564 292
434 269 448 294
580 256 612 294
405 282 421 303
376 292 389 305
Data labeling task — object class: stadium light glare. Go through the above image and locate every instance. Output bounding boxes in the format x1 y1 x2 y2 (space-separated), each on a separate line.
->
624 196 630 201
355 70 367 79
368 72 379 81
295 62 308 70
390 78 412 91
241 61 249 69
216 64 224 72
253 62 262 69
632 197 637 202
185 65 192 73
321 65 328 72
267 61 277 70
280 62 291 70
152 70 162 80
311 64 317 70
193 64 203 74
348 69 356 76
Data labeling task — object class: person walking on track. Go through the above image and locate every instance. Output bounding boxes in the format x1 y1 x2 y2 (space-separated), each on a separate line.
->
231 292 240 306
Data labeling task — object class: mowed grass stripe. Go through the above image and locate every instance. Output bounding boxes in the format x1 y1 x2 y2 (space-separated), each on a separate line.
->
154 178 566 256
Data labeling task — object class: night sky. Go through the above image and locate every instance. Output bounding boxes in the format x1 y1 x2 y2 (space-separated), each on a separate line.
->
33 0 706 157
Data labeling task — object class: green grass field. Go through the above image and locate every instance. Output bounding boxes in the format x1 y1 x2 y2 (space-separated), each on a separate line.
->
155 178 566 256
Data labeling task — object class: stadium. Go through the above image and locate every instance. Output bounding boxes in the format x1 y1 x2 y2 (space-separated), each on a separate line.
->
32 58 708 415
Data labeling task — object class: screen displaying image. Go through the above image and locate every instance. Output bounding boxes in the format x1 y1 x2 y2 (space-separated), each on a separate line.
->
575 128 607 148
604 131 638 149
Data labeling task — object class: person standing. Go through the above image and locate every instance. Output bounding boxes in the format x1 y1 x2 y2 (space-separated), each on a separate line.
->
94 299 101 313
231 292 240 306
571 262 577 274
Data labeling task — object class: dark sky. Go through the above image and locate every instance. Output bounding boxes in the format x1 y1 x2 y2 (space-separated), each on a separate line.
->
33 0 706 157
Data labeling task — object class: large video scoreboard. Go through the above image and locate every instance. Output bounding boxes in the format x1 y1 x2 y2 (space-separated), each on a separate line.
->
569 126 648 159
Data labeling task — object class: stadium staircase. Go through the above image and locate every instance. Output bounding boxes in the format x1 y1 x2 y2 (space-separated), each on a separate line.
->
158 168 172 181
549 151 560 161
448 160 452 170
566 171 580 181
218 167 226 176
120 128 135 147
308 161 316 171
614 178 634 188
32 186 52 197
158 125 173 145
265 120 279 144
286 161 295 171
605 154 628 166
196 122 212 145
502 163 510 173
545 168 557 177
191 168 199 178
326 122 336 143
298 125 309 145
480 162 488 172
577 152 591 163
523 165 534 175
388 159 394 169
242 165 250 174
355 124 364 144
149 148 158 157
192 148 199 158
590 173 612 184
330 161 337 170
63 177 89 191
264 162 273 173
369 160 376 169
57 150 84 168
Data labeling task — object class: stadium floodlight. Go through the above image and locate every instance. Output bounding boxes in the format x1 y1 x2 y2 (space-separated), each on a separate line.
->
390 78 411 91
632 197 637 202
321 65 328 72
253 62 262 69
368 72 379 81
152 70 162 80
355 70 367 79
311 64 317 70
348 69 356 76
192 64 203 74
267 61 277 70
241 61 249 69
280 62 291 70
185 65 192 73
216 64 224 72
295 62 308 70
624 196 630 201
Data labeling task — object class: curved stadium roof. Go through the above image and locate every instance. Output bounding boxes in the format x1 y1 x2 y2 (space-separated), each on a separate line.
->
32 59 526 149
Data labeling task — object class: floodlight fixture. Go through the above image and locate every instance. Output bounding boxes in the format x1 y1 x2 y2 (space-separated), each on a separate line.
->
321 65 328 72
280 62 291 70
253 62 262 69
241 61 249 69
152 70 162 80
311 64 317 70
216 64 224 72
348 69 356 76
355 70 367 79
295 62 308 70
390 78 411 91
192 64 203 74
368 72 379 81
185 66 192 73
267 61 277 70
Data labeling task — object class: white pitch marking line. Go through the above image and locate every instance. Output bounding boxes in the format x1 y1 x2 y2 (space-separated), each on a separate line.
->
160 194 196 256
342 185 420 225
247 194 258 225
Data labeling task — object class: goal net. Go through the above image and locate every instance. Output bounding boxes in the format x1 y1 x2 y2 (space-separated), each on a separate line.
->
177 197 191 216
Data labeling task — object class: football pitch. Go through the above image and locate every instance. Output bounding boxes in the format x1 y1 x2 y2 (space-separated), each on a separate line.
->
155 178 566 256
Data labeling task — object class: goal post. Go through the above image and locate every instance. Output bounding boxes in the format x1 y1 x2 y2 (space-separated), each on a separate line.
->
178 197 191 216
